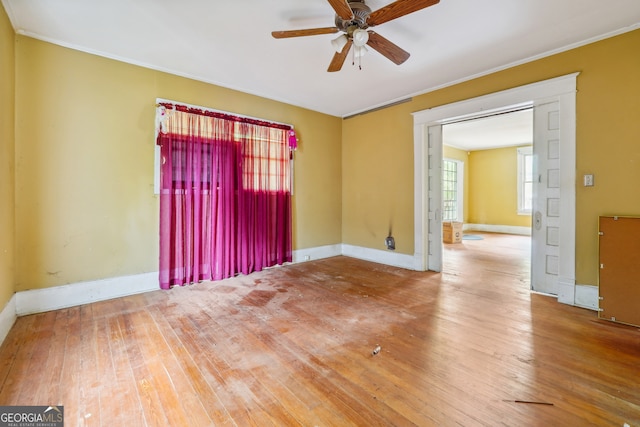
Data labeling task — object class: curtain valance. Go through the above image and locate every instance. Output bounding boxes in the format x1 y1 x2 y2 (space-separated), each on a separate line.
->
158 102 292 130
155 100 298 150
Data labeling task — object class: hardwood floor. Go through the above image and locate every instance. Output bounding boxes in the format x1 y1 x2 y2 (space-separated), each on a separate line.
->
1 233 639 426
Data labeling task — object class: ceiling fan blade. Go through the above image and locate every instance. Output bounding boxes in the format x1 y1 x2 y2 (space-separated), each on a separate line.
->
327 0 354 21
328 39 353 72
367 0 440 26
366 31 410 65
272 27 339 39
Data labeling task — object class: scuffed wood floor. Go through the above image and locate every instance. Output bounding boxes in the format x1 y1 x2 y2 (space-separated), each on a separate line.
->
0 233 639 426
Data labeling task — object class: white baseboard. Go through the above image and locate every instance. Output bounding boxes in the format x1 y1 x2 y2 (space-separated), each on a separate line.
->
342 244 416 270
15 272 159 316
575 284 599 311
292 244 342 263
464 223 531 236
0 295 17 345
294 243 416 270
557 276 575 305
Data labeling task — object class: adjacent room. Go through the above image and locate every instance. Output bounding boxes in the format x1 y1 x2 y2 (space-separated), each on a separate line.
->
1 0 639 425
441 109 533 284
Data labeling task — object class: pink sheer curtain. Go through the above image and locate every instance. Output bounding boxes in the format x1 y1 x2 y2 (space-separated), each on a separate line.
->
157 104 293 289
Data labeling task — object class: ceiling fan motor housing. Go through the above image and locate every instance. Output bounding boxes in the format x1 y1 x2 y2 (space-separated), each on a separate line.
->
335 1 372 32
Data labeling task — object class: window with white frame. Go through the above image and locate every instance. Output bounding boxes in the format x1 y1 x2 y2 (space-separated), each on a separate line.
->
443 159 463 222
517 146 533 214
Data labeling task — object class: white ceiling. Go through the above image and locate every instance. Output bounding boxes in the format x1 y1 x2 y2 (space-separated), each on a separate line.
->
443 108 533 151
2 0 640 118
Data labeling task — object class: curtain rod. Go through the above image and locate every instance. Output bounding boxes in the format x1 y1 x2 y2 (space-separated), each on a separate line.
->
155 98 294 130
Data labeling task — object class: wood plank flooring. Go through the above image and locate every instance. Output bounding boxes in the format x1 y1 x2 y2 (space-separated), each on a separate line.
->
0 233 639 426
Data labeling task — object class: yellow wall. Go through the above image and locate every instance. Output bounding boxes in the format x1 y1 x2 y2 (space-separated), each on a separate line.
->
467 147 531 227
343 29 640 286
443 144 532 228
0 5 15 308
443 145 469 222
342 107 414 253
13 36 342 291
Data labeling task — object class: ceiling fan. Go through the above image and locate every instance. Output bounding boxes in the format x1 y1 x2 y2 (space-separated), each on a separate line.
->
272 0 440 72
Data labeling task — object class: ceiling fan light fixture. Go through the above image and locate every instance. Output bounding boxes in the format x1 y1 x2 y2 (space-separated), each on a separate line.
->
331 34 348 52
352 28 369 47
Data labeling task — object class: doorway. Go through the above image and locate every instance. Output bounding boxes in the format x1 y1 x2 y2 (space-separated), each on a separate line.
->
412 74 578 305
441 108 533 288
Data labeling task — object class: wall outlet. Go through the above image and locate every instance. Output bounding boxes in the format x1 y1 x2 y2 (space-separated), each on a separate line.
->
583 174 594 187
385 236 396 250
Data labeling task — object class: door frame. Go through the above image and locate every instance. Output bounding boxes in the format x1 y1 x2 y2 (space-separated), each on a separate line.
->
412 73 578 305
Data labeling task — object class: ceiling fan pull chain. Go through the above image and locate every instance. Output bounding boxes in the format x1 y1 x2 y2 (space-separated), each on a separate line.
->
350 44 363 70
352 44 355 67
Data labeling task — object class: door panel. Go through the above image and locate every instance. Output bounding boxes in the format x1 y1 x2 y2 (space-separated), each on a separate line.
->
531 102 560 295
427 125 443 272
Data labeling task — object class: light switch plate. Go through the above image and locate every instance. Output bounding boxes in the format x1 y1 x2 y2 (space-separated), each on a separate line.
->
584 174 594 187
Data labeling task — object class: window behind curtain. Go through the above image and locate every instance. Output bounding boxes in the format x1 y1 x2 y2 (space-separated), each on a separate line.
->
241 127 291 192
157 106 294 289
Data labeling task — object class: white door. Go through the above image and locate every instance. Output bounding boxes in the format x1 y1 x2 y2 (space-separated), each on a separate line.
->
531 101 561 295
427 125 443 272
